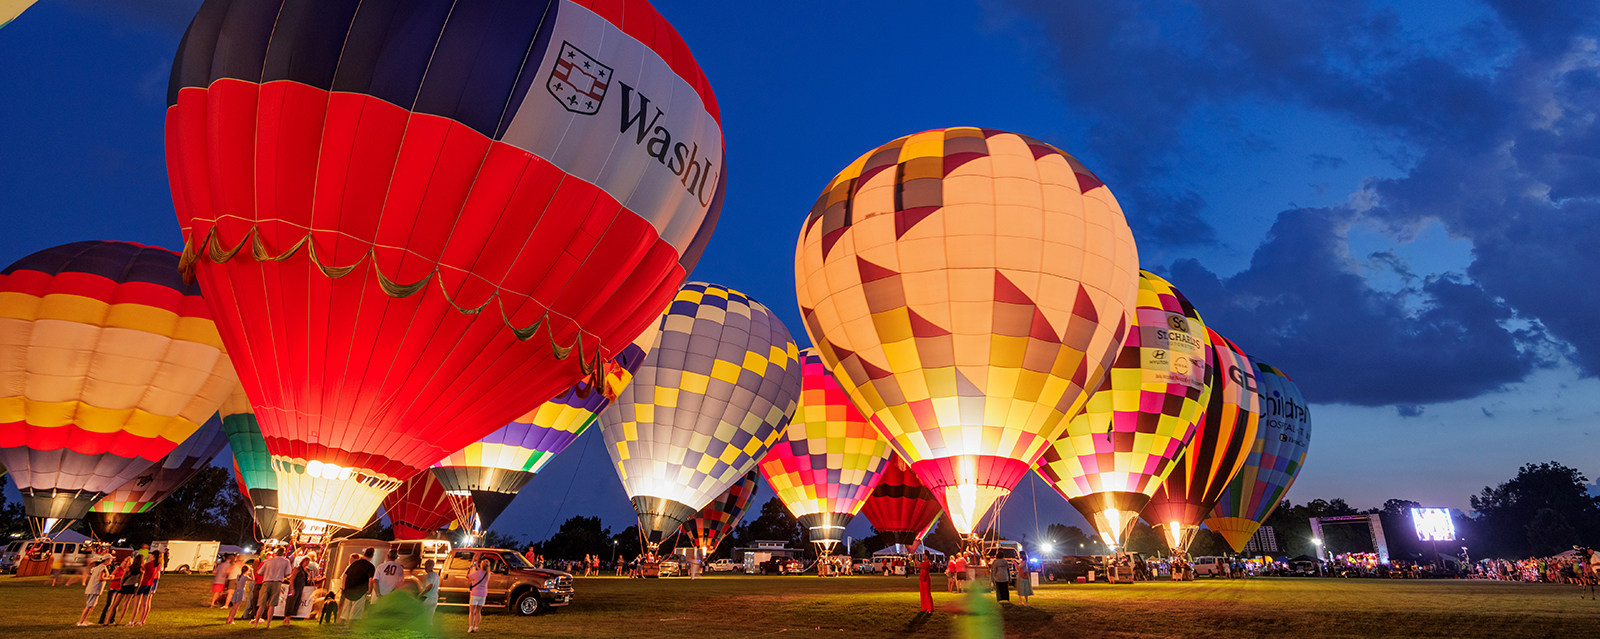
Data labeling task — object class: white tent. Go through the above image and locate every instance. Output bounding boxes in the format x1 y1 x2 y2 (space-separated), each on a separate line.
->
872 544 944 556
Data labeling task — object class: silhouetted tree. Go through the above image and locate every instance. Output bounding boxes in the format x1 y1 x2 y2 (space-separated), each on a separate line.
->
1526 509 1578 557
535 516 610 560
1471 461 1599 557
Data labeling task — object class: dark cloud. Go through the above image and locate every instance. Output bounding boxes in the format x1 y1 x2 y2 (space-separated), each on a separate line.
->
1008 0 1600 405
1397 404 1425 418
1309 154 1347 170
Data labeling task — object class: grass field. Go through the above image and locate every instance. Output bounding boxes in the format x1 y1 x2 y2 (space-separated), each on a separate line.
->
3 572 1597 638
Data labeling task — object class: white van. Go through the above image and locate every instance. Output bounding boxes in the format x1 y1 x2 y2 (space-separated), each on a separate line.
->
1194 556 1227 577
153 540 221 574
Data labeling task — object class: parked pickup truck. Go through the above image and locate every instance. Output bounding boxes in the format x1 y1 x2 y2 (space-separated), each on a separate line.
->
439 548 574 616
708 559 739 572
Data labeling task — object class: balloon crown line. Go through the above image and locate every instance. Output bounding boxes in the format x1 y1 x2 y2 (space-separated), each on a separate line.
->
178 225 605 380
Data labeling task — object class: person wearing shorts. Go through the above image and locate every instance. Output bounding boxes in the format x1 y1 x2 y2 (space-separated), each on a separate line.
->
467 558 490 633
254 550 292 628
78 558 110 626
210 554 232 607
226 561 254 625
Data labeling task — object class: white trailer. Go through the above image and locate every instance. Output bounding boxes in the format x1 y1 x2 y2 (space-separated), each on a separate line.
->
153 540 220 574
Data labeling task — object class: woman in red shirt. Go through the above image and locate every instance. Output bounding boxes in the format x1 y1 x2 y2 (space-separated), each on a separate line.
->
128 550 163 626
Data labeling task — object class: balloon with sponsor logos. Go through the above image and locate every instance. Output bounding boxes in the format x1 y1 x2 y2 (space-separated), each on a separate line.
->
0 0 36 28
600 283 802 550
0 241 237 537
86 413 230 537
1036 271 1211 548
757 348 894 553
431 326 657 531
1143 328 1260 555
859 453 944 549
165 0 725 531
795 128 1140 537
679 469 759 556
1204 358 1311 552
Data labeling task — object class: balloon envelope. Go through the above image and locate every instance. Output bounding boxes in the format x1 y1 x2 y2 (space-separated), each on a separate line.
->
0 0 37 28
88 413 230 537
0 241 236 534
1036 271 1211 547
601 282 802 547
165 0 724 529
795 128 1140 535
383 471 467 540
859 453 944 547
431 328 657 530
1143 329 1260 555
757 348 892 550
679 469 759 555
1205 358 1311 552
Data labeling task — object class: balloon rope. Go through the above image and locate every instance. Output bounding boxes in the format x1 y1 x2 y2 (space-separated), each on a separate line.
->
540 429 593 543
181 226 605 378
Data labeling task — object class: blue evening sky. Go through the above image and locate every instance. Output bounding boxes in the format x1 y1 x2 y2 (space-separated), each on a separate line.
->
3 1 1598 545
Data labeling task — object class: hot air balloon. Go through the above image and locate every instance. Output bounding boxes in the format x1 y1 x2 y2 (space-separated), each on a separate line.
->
679 470 759 556
165 0 725 531
859 453 944 549
757 349 893 554
383 471 467 540
219 384 291 540
794 128 1140 537
0 0 37 28
1142 328 1259 555
0 241 237 536
1205 358 1311 552
1036 271 1211 548
85 413 230 538
601 282 802 550
432 328 657 531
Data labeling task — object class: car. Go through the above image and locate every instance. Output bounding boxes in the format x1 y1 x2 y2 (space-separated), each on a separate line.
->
658 558 682 577
708 559 738 573
0 541 26 574
1193 556 1227 577
1044 556 1102 582
438 548 574 616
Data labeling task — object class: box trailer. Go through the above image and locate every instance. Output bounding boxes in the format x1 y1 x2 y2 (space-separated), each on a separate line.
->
153 540 221 574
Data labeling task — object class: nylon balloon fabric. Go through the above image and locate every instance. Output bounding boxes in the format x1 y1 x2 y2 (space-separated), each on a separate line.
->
757 348 892 550
0 0 36 28
219 383 289 539
383 470 463 540
87 412 230 537
431 326 657 530
679 469 758 555
1143 329 1260 555
795 128 1140 535
0 241 237 533
165 0 724 529
1036 271 1211 547
859 453 944 547
1205 358 1311 552
601 282 802 547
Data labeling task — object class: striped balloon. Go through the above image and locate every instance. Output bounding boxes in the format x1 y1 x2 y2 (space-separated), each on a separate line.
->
1205 358 1311 552
431 330 655 530
87 413 230 537
383 471 469 540
679 470 759 555
757 348 892 552
859 453 944 548
0 241 237 535
1036 271 1211 547
1143 329 1260 555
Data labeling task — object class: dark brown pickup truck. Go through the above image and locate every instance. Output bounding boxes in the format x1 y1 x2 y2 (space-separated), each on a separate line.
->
437 548 574 616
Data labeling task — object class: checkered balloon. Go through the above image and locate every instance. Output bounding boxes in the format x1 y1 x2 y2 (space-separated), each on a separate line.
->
601 282 802 546
1036 271 1212 546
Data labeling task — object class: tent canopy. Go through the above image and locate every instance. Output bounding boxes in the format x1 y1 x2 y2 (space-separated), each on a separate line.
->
873 544 944 556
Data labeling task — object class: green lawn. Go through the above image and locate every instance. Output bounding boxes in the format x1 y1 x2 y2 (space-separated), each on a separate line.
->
4 572 1597 638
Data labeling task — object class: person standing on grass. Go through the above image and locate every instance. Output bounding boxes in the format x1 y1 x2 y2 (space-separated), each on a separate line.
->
107 553 144 625
342 550 376 622
285 557 314 624
253 549 292 628
1014 558 1033 606
949 553 967 593
97 556 130 625
375 549 405 599
467 558 490 633
989 554 1011 603
917 553 934 613
225 560 254 625
128 549 163 626
77 557 110 626
210 554 233 607
417 559 441 622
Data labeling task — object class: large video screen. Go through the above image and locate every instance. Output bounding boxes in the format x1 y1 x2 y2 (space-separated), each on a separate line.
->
1410 508 1456 541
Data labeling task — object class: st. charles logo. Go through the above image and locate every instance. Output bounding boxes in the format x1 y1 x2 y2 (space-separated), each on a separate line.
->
1167 314 1189 333
547 41 612 115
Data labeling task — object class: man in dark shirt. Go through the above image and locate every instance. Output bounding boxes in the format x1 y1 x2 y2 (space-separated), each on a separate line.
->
340 550 376 622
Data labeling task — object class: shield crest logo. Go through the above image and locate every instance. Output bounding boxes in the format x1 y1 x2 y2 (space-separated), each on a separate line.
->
547 41 612 115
